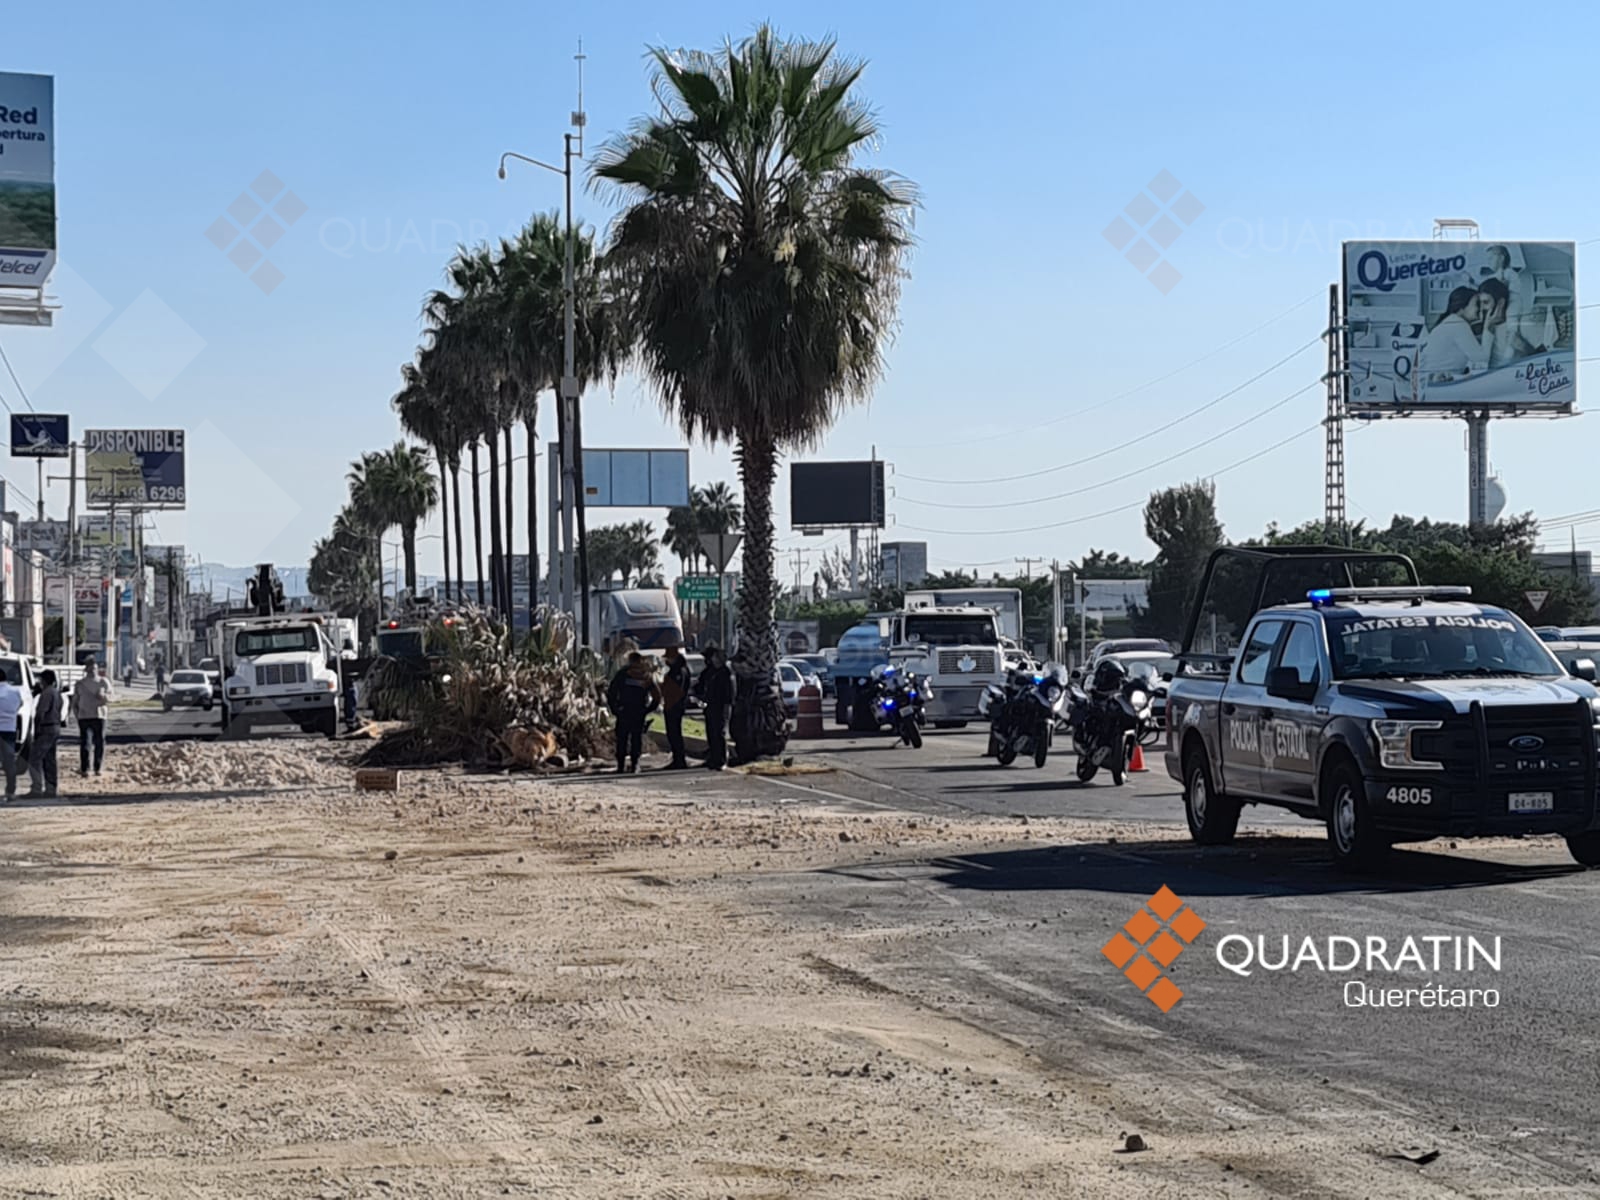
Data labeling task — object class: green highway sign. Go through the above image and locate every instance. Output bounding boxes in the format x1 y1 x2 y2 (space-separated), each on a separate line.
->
676 574 720 602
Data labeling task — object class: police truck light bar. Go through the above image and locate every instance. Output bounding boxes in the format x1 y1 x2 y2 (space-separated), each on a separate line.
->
1307 586 1473 606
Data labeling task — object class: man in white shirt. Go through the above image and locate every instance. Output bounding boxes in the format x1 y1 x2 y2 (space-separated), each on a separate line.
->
0 671 26 801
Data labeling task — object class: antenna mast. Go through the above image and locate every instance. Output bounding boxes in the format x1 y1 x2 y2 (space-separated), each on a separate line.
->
573 38 587 154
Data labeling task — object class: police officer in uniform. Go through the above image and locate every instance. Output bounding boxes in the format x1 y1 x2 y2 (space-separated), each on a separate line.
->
660 645 692 770
607 652 661 774
695 646 735 771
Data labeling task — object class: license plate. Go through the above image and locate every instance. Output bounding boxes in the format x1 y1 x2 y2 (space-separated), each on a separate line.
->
1508 791 1554 813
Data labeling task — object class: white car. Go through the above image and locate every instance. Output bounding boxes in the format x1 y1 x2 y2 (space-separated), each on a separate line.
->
778 661 805 717
0 654 38 751
782 658 822 693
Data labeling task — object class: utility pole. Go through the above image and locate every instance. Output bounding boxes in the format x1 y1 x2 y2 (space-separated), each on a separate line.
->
789 548 811 596
1015 556 1041 582
1050 560 1061 664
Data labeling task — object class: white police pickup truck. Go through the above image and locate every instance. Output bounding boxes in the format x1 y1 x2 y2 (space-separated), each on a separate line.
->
1166 562 1600 871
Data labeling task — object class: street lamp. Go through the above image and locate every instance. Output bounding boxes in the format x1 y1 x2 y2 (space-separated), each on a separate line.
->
496 43 589 647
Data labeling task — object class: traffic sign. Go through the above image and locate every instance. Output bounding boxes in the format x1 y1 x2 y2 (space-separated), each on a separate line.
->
1525 589 1550 613
676 574 720 602
698 531 742 573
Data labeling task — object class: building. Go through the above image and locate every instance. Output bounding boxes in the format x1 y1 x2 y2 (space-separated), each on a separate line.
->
879 541 928 588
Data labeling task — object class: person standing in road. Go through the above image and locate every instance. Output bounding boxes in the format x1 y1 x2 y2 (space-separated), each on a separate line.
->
606 652 661 774
27 670 62 799
154 663 166 695
0 669 25 801
660 645 692 770
696 646 735 771
73 662 113 777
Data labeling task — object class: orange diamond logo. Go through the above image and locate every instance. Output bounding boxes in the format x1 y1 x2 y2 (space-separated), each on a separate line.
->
1105 886 1203 1012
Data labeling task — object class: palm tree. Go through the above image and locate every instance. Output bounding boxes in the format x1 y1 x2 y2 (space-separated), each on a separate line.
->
366 442 439 594
393 355 463 602
309 506 381 632
596 27 914 754
663 502 701 575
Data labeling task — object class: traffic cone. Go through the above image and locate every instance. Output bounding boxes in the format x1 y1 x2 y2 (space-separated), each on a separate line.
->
1129 741 1149 773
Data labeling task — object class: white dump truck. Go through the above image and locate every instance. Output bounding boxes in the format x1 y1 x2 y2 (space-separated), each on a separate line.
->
218 565 343 739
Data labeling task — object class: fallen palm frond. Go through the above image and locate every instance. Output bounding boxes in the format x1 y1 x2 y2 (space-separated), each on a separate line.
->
361 606 613 768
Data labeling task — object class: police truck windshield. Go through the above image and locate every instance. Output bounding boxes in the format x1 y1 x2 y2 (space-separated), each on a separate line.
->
1326 610 1561 679
904 615 1000 647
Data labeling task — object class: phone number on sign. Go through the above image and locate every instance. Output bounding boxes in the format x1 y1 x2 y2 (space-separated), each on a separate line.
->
146 486 186 503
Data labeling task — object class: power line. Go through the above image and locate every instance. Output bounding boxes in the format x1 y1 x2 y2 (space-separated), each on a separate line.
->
898 380 1319 510
0 337 32 414
897 336 1320 487
896 421 1324 537
879 289 1325 453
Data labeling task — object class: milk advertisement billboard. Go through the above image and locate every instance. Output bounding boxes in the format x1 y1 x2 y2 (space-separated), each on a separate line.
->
1343 241 1576 411
0 73 55 285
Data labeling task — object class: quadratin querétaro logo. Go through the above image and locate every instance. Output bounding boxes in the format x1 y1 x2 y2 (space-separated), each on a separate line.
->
1104 884 1505 1012
1101 170 1205 295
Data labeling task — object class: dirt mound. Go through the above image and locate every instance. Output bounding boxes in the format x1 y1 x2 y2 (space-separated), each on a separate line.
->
110 741 354 791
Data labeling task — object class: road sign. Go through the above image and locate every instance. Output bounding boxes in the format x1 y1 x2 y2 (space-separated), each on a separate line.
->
698 532 742 573
9 413 69 457
1525 589 1550 613
675 574 720 602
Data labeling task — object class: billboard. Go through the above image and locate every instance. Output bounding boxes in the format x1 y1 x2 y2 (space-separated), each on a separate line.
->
0 73 55 286
85 428 187 508
15 518 67 557
1344 241 1576 411
880 541 928 588
776 620 821 656
9 413 68 457
790 460 885 528
579 448 690 508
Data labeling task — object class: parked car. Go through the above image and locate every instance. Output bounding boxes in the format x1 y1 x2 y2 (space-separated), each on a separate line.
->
198 656 223 703
778 661 805 717
0 653 37 752
1087 638 1170 665
785 653 833 696
163 669 215 711
782 657 823 695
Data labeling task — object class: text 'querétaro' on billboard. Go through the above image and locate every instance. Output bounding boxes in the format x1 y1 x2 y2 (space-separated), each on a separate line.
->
85 429 187 509
1343 240 1576 412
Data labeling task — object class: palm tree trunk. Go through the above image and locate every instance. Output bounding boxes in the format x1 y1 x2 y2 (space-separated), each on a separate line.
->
732 434 787 762
503 420 516 613
402 522 418 593
486 432 504 612
469 441 486 607
451 455 465 604
524 414 538 610
436 447 451 604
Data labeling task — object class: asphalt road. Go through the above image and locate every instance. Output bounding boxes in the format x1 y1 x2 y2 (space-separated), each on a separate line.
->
568 725 1600 1194
106 702 221 744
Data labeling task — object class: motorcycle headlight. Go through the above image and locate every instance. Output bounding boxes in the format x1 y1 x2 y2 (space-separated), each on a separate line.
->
1128 689 1149 709
1370 719 1444 771
1045 685 1061 700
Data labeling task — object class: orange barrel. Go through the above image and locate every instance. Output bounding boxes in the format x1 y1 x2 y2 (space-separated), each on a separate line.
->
796 683 825 738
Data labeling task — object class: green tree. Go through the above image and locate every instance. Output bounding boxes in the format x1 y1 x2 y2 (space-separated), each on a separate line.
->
1074 548 1149 579
393 355 465 602
348 443 438 596
1138 481 1224 641
584 521 660 588
309 506 382 636
597 25 916 757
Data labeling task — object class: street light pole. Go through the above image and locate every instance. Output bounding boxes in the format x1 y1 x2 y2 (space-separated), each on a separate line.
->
497 40 588 645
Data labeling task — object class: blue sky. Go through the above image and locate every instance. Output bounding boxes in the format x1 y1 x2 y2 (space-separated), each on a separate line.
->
5 0 1599 580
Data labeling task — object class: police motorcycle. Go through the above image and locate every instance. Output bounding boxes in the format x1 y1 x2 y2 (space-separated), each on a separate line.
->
856 662 931 748
1070 657 1159 785
982 663 1071 767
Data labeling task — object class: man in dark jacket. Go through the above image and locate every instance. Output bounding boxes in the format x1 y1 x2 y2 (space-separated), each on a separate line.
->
695 646 735 771
659 645 692 770
606 652 661 773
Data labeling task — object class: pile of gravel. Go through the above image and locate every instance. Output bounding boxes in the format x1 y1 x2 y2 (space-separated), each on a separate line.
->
110 741 353 790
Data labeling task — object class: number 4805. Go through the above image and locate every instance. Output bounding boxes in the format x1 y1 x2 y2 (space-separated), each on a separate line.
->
1385 786 1431 805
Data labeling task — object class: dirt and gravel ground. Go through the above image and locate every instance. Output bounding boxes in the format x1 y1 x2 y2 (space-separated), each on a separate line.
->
0 741 1491 1198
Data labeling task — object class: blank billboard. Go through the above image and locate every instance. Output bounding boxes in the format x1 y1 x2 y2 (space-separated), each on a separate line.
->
790 460 885 528
581 448 690 507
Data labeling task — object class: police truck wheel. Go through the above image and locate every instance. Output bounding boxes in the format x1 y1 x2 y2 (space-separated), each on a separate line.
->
1565 832 1600 867
1184 751 1240 845
1326 760 1388 873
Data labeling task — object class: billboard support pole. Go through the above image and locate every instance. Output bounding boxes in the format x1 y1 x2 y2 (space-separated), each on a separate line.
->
1467 411 1490 527
1323 282 1347 545
34 459 42 523
849 528 860 593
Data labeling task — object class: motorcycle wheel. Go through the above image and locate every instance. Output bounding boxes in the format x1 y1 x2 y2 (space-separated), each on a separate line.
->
997 745 1018 766
1111 739 1128 786
986 727 1000 757
1075 755 1097 783
907 722 923 749
1033 739 1048 769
